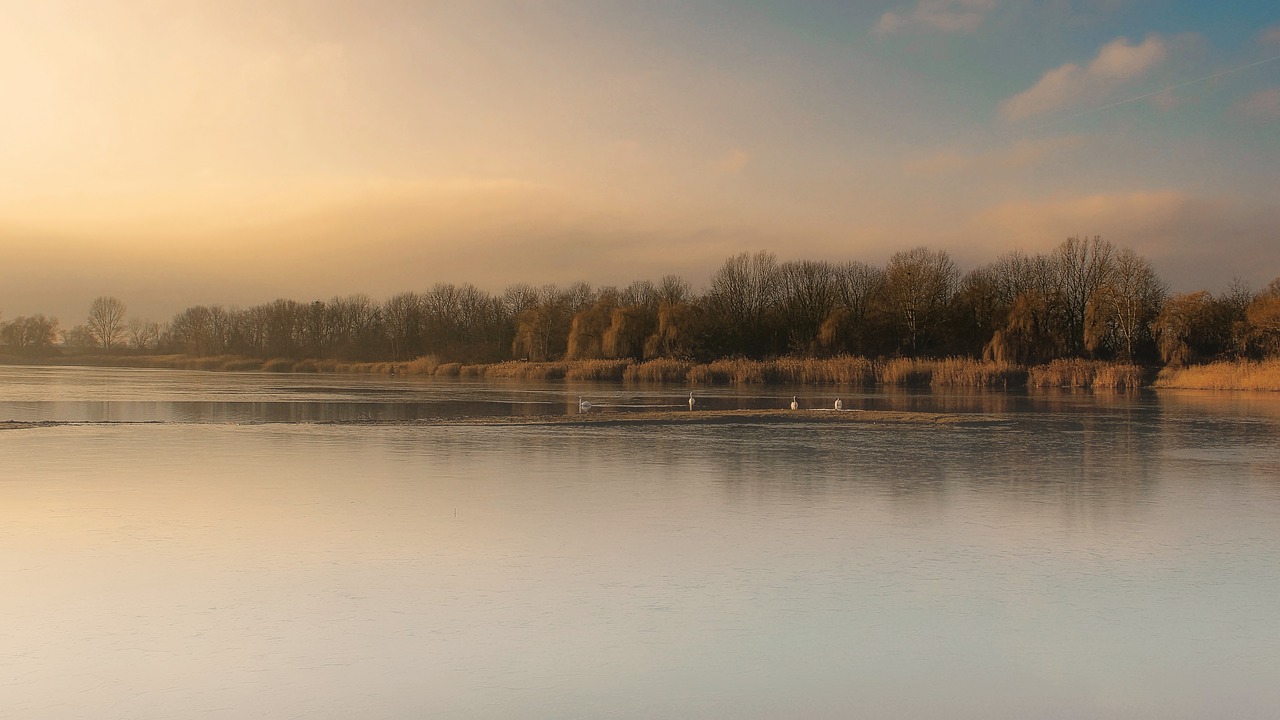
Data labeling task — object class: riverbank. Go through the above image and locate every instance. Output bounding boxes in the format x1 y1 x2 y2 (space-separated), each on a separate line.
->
15 352 1280 391
436 408 1004 427
1 353 1166 390
1 409 1003 431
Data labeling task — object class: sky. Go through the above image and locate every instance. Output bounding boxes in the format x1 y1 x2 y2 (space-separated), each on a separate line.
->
1 0 1278 324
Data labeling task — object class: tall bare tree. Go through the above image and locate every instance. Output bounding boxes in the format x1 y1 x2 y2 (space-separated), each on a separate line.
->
1088 248 1166 361
1 315 59 351
127 318 163 351
879 247 958 356
704 251 781 356
779 260 837 353
819 261 883 355
1053 236 1115 355
87 296 127 350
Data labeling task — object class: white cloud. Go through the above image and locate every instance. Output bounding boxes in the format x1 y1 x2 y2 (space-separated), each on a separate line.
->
1000 34 1167 121
874 0 998 35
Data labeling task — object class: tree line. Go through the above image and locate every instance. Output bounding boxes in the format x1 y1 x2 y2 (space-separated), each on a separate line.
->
3 236 1278 368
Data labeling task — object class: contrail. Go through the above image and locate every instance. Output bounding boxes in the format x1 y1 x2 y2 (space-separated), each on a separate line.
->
1036 52 1280 127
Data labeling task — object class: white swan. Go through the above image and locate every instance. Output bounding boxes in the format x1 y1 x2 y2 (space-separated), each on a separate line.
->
578 396 592 412
790 396 798 410
834 398 843 411
688 391 696 410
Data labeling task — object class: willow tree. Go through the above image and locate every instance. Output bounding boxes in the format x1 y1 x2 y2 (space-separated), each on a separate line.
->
566 293 617 360
1151 291 1227 367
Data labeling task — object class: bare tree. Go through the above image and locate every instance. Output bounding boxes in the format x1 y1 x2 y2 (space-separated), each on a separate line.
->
87 296 127 350
820 261 883 355
779 260 837 353
1088 248 1166 361
656 274 692 306
1 315 60 351
382 292 424 361
1053 236 1115 355
62 324 97 349
879 247 958 356
704 251 781 356
127 319 161 351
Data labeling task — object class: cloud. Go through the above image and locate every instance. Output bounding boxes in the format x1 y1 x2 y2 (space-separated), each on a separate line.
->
1236 87 1280 121
903 136 1084 177
873 0 997 35
1000 34 1167 121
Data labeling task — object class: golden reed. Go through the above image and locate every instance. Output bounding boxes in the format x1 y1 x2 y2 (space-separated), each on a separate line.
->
50 351 1280 391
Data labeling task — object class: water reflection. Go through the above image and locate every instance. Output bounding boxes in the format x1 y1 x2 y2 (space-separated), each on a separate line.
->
3 370 1280 719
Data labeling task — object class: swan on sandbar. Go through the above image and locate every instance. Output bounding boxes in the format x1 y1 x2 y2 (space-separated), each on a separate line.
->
790 396 799 410
688 391 696 410
834 398 844 411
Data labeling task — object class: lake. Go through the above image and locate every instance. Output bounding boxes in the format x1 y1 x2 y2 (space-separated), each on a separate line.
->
2 365 1279 719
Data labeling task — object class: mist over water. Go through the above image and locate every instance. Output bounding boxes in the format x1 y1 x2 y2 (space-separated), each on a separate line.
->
3 366 1280 719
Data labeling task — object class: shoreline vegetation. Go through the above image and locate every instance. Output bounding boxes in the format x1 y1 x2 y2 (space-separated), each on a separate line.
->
6 241 1280 393
0 409 1002 431
8 351 1277 391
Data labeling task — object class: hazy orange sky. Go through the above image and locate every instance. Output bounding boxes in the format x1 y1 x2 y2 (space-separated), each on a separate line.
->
2 0 1278 323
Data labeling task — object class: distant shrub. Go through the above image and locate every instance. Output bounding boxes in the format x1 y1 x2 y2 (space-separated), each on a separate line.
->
459 364 488 378
1027 359 1144 389
565 360 629 381
434 363 462 377
686 360 733 384
686 358 761 384
878 358 932 387
482 361 570 380
262 358 294 373
220 358 263 371
929 358 1025 388
405 356 441 376
814 356 876 386
1092 363 1144 390
310 359 343 373
624 358 692 383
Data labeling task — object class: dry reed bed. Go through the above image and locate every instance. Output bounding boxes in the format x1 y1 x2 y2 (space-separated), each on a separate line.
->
427 353 1070 386
48 351 1280 391
1027 359 1145 390
7 352 1168 390
1154 360 1280 391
